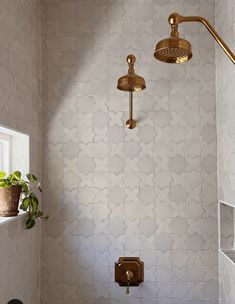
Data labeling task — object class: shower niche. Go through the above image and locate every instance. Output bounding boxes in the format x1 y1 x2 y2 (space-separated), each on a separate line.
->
220 201 235 262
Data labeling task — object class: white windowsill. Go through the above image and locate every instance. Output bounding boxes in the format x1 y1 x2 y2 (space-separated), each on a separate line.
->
0 210 27 226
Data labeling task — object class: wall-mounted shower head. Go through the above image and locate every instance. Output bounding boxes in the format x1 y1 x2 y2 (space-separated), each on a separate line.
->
154 13 192 64
117 55 146 92
117 54 146 129
154 36 192 63
154 12 235 64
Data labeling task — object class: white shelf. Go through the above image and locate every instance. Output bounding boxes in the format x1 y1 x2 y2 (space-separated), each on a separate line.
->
0 210 26 226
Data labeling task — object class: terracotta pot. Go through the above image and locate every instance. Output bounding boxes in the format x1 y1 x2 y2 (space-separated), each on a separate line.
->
0 185 22 217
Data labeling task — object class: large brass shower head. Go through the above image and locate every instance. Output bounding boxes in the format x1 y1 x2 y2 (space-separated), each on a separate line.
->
154 12 235 64
154 37 192 63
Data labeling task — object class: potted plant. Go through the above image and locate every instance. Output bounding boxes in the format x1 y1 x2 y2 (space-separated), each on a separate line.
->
0 171 48 229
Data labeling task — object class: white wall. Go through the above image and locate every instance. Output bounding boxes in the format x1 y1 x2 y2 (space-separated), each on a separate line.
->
216 0 235 205
41 0 218 303
219 251 235 304
0 0 42 303
216 0 235 303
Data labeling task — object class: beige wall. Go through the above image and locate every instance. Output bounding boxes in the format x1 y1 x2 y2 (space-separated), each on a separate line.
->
41 0 218 303
216 0 235 303
0 0 42 303
216 0 235 205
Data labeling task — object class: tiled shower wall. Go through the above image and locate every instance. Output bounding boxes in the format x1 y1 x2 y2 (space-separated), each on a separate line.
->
215 0 235 302
41 0 218 303
0 0 42 303
216 0 235 206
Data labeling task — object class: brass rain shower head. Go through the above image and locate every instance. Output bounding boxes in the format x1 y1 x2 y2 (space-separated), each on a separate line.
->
117 54 146 129
154 12 235 64
154 37 192 63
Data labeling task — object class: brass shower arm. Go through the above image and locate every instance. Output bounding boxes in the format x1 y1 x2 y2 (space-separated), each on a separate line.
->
168 13 235 64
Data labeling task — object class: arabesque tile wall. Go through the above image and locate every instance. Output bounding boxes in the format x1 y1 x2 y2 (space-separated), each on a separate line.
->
216 0 235 302
41 1 218 303
0 0 42 303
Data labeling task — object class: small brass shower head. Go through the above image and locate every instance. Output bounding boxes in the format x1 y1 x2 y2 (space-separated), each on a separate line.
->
117 55 146 129
117 55 146 92
154 12 235 64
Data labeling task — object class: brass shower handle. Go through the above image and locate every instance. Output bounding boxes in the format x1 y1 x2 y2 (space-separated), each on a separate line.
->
125 270 134 282
125 270 134 294
168 12 235 64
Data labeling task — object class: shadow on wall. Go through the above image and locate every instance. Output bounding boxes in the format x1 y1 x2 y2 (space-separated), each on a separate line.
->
42 0 127 301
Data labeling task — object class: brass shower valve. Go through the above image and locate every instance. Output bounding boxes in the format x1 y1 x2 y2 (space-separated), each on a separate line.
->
115 257 144 294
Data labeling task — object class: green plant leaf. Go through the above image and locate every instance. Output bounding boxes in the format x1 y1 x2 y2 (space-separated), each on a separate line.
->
12 171 21 180
20 182 29 193
25 218 35 229
7 174 13 181
43 215 49 221
8 173 19 184
0 180 10 188
20 197 31 211
36 210 43 217
30 192 38 202
0 171 6 179
31 196 38 213
26 173 38 183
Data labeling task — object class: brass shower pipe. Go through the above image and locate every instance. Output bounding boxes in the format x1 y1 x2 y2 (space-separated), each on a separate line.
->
127 91 135 129
168 13 235 64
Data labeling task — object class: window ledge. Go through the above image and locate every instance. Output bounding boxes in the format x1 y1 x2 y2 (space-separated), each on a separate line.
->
0 210 27 226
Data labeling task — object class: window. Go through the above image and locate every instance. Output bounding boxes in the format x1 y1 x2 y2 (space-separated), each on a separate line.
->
0 125 29 223
0 125 29 177
0 133 11 174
